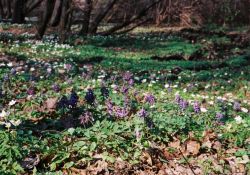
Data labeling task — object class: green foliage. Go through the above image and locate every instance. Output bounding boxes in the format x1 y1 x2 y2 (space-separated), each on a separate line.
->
0 131 24 175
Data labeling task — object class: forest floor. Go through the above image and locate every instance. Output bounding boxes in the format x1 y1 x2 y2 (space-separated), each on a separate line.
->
0 23 250 175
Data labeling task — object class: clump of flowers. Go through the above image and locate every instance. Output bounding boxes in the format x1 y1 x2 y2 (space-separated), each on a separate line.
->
79 111 94 126
193 101 201 113
52 84 60 92
68 91 79 108
64 63 72 72
179 99 189 111
85 89 95 104
114 106 129 118
233 101 241 112
175 94 189 111
144 93 156 106
27 87 36 96
215 112 225 125
138 108 148 118
123 71 133 82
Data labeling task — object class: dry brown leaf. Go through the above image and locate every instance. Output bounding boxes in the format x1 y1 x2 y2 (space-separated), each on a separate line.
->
169 140 181 149
87 160 108 175
46 98 58 110
212 141 222 151
141 152 153 166
185 140 200 155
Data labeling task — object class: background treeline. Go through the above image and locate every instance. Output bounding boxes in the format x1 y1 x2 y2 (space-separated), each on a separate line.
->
0 0 249 39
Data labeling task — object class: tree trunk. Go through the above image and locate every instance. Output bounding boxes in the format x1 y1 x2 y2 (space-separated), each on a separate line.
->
36 0 56 39
6 0 12 19
12 0 26 23
0 0 4 19
26 0 43 15
79 0 92 35
50 0 62 26
89 0 118 34
59 0 71 43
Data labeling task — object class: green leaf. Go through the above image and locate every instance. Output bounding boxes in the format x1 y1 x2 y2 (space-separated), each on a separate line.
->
63 161 74 169
90 142 97 151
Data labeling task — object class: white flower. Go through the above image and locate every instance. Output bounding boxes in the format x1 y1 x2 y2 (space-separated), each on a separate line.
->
30 67 35 72
0 110 9 118
142 79 147 83
241 108 248 113
235 115 243 124
7 62 13 67
134 77 140 81
205 84 210 89
164 84 170 88
183 88 187 93
208 101 214 105
10 119 21 126
8 100 16 106
111 84 117 89
5 122 11 128
161 91 166 95
173 85 178 88
201 107 208 113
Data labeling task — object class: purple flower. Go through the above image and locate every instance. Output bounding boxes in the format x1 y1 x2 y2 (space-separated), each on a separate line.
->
179 99 189 111
10 68 16 75
57 96 68 109
114 106 129 118
64 64 72 71
85 89 95 104
145 118 154 129
193 101 201 113
106 100 114 116
123 71 133 81
175 94 181 104
187 83 194 91
66 79 73 84
167 87 172 93
101 86 109 99
27 87 35 95
144 94 156 106
121 85 129 94
124 96 130 106
216 113 224 120
3 74 9 81
233 101 241 111
52 84 60 92
68 91 78 108
47 67 52 74
79 111 94 125
128 79 134 86
138 108 148 118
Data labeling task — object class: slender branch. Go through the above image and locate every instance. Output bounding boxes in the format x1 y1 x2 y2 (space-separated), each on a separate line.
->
100 0 163 36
